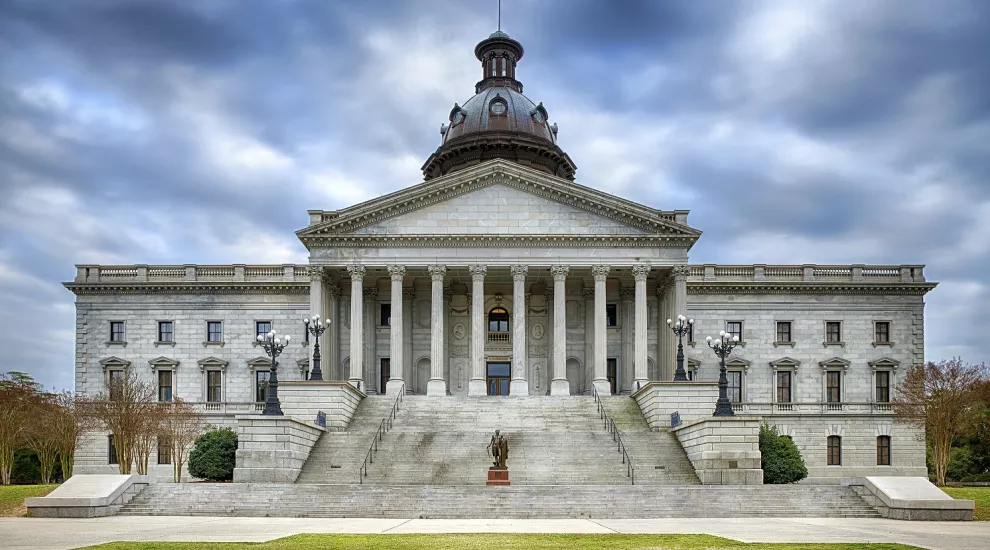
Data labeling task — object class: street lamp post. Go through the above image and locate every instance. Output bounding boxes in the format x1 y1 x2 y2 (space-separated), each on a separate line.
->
304 315 330 381
706 331 739 417
666 314 693 382
257 329 291 416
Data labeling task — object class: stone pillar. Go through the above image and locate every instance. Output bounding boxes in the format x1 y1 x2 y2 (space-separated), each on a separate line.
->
428 265 447 396
468 265 488 396
550 266 569 395
657 272 674 381
591 265 610 394
347 265 365 389
308 266 324 379
632 264 651 389
674 264 689 323
386 265 405 395
363 286 377 393
443 287 453 393
402 287 414 393
620 287 634 394
510 265 529 395
583 286 595 394
327 276 341 380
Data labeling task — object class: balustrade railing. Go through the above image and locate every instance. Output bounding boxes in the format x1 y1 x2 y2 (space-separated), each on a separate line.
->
359 386 404 484
487 331 510 344
592 388 634 485
723 401 896 415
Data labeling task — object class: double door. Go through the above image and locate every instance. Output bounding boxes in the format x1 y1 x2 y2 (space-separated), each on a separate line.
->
486 362 510 395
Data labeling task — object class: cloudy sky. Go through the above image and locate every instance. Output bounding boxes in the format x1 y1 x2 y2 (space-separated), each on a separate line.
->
1 0 988 391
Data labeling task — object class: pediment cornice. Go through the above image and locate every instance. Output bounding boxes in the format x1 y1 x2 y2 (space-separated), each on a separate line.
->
297 160 701 244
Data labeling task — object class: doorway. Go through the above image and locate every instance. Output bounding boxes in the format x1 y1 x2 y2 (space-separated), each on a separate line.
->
606 358 617 395
487 362 510 395
380 358 390 393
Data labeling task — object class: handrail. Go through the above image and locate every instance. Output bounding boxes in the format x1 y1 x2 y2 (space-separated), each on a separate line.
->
358 385 404 484
592 387 635 485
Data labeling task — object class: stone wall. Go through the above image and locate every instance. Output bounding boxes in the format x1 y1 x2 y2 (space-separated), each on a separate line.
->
632 382 719 429
233 416 325 483
279 381 364 430
672 417 763 485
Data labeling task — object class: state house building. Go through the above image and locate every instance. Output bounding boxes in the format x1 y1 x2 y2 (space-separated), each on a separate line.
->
67 30 935 484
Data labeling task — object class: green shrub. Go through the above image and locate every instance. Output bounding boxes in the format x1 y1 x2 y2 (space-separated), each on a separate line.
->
960 473 990 483
11 450 41 484
187 426 238 481
760 423 808 484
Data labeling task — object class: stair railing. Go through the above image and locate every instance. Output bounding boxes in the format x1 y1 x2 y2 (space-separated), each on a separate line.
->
592 387 635 485
358 384 404 484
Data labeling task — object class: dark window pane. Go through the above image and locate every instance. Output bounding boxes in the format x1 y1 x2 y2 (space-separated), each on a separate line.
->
207 371 222 402
776 371 791 403
827 436 841 465
108 435 118 465
876 371 890 403
726 322 743 341
207 321 223 342
776 322 791 343
826 371 841 403
158 436 171 465
606 304 618 327
487 363 510 377
110 322 125 342
158 321 173 342
826 322 841 343
158 370 173 402
877 436 891 466
728 371 742 403
875 322 890 343
255 370 269 403
256 321 271 338
488 308 509 333
380 304 391 326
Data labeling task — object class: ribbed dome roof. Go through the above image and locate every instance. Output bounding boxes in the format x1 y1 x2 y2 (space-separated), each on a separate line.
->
441 86 554 145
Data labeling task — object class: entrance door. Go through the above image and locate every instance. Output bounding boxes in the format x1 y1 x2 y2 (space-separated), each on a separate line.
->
486 362 510 395
380 358 390 393
606 358 617 395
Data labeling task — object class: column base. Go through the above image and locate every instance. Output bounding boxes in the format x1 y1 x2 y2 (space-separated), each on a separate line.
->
550 379 570 396
468 378 487 396
592 379 612 395
385 378 406 395
426 379 447 396
509 379 529 396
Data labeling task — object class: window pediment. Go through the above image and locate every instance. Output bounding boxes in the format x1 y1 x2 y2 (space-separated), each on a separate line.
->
198 356 229 372
148 356 179 371
99 356 130 371
686 357 702 368
819 356 851 371
770 357 801 370
868 356 900 370
725 357 751 371
247 357 272 369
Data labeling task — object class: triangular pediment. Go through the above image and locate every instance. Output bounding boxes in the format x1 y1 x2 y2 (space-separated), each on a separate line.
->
298 160 701 245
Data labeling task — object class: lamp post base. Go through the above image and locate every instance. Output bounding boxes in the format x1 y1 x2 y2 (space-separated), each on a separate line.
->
713 398 735 417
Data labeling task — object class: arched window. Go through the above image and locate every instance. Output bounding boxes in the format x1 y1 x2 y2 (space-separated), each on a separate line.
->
488 307 509 333
827 435 842 466
877 436 891 466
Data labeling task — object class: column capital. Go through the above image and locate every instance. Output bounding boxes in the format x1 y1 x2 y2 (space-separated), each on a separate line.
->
363 287 379 299
632 264 652 281
591 265 610 282
510 264 528 281
387 265 406 280
428 264 447 281
307 265 325 278
582 287 595 300
469 264 488 280
673 265 691 279
346 264 366 279
550 265 569 281
402 287 416 301
619 287 635 301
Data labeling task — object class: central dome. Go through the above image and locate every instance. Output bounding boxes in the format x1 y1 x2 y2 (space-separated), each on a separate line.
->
422 31 577 181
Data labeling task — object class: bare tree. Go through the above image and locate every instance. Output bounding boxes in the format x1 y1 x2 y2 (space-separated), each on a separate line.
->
50 392 85 481
0 372 40 485
81 369 156 475
24 393 61 484
894 358 989 485
157 400 204 483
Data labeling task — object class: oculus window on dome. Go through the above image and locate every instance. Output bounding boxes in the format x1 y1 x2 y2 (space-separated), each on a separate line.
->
490 97 508 116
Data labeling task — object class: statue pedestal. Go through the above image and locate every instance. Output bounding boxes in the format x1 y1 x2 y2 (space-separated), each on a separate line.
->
487 467 510 486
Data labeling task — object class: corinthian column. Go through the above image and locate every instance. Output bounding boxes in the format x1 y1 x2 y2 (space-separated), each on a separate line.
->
550 265 570 396
632 264 651 389
591 265 611 394
347 265 365 390
427 265 447 396
510 265 529 396
327 275 341 380
467 264 488 396
386 265 405 395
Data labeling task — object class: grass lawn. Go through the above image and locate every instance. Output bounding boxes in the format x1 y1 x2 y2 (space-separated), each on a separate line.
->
0 484 58 517
942 486 990 521
81 534 922 550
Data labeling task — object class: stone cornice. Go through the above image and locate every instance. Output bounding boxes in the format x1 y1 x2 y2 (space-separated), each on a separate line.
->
687 282 937 296
296 160 700 243
307 233 696 248
64 282 310 296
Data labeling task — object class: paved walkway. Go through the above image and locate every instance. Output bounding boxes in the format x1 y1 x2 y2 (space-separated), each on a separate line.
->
1 516 988 549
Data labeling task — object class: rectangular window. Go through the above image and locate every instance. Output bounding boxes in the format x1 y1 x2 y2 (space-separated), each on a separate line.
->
876 371 891 403
728 371 742 403
255 370 269 403
157 370 173 402
380 304 391 327
158 321 173 343
875 321 890 344
206 371 222 402
207 321 223 342
256 321 271 340
110 321 125 342
606 304 618 327
827 436 842 466
726 321 743 341
776 321 792 343
776 371 792 403
108 435 118 465
826 321 842 343
158 436 172 465
108 369 124 399
687 322 695 343
877 436 891 466
826 371 842 403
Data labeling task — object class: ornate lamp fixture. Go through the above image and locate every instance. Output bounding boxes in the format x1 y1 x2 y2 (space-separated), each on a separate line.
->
304 315 330 381
666 314 693 382
257 329 291 416
706 331 739 417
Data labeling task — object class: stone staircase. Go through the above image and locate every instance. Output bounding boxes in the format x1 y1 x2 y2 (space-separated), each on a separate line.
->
294 396 397 484
118 483 880 518
597 396 701 485
358 396 637 485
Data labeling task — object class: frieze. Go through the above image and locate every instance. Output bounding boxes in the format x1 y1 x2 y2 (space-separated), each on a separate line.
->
63 282 309 296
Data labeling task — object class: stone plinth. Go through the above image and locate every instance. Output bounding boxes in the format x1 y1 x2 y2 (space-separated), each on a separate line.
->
487 467 510 486
843 476 975 520
233 415 325 483
672 416 763 485
631 381 720 429
278 381 365 430
25 474 151 518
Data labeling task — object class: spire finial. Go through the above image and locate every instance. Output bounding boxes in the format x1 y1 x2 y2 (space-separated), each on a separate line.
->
498 0 501 32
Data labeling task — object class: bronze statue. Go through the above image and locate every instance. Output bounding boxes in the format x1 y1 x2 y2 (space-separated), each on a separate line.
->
487 429 508 468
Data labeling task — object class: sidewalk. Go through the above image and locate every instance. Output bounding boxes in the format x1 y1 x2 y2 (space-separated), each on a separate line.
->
1 516 988 550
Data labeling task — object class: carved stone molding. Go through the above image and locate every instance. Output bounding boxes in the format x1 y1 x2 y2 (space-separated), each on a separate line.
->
673 265 691 278
347 265 366 279
550 265 569 281
402 288 416 301
469 264 488 280
428 265 447 281
450 345 469 357
510 265 529 281
591 265 610 281
363 288 379 299
632 264 652 281
582 288 595 300
387 265 406 280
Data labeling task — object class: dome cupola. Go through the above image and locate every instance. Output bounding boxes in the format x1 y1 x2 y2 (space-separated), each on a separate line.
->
422 31 577 181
